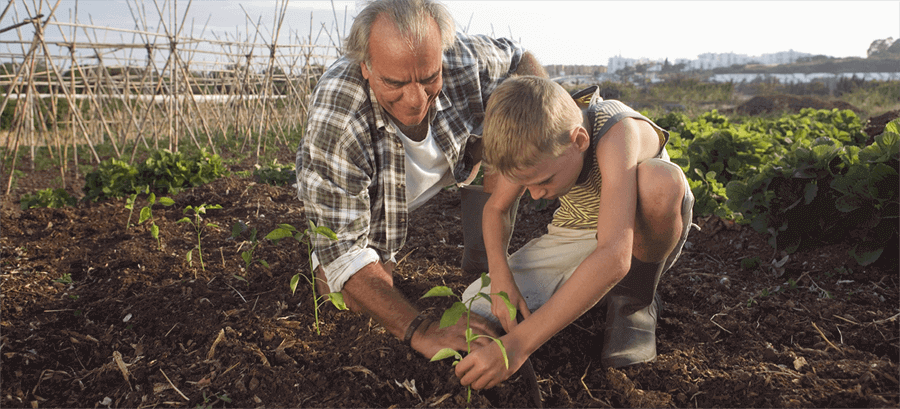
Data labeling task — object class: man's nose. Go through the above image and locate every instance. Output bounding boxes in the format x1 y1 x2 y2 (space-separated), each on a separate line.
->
403 83 427 108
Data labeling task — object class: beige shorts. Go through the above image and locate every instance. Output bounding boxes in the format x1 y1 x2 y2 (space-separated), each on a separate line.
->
462 159 694 324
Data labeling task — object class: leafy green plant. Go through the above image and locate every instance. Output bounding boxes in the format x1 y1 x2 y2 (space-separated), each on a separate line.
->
83 149 227 201
253 159 296 186
55 273 73 285
231 221 269 270
422 273 514 404
266 221 347 334
177 204 222 271
20 188 77 210
196 391 231 409
134 189 175 248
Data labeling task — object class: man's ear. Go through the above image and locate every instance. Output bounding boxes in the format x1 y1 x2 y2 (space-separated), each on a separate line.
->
571 126 590 152
360 61 371 80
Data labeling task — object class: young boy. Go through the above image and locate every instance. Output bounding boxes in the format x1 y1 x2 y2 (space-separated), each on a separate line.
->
454 76 695 390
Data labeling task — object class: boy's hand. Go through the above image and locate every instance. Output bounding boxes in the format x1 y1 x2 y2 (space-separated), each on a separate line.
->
490 272 530 333
455 333 525 390
410 313 499 359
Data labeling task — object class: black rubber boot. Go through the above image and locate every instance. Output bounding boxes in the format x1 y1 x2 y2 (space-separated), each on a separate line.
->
601 180 696 368
460 185 518 275
600 257 664 368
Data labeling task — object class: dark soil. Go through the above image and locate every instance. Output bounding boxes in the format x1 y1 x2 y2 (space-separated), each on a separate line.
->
1 148 898 408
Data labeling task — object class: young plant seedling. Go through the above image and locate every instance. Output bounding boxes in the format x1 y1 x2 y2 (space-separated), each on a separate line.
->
266 220 348 334
137 190 175 249
422 273 515 403
177 204 222 272
231 221 269 271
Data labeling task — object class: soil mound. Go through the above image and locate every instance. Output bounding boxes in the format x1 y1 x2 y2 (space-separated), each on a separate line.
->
730 94 860 116
864 109 900 137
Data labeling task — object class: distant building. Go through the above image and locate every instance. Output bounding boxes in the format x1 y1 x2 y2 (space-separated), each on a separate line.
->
608 50 813 73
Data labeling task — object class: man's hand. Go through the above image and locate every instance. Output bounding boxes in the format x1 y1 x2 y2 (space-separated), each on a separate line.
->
410 312 500 359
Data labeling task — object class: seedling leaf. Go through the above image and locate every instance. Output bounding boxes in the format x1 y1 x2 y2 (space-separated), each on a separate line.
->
139 207 151 224
290 273 301 294
440 302 467 329
421 286 454 298
327 292 348 310
431 348 461 362
493 338 509 369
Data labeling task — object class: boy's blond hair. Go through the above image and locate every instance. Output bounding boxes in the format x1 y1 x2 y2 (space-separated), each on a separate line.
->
483 76 583 179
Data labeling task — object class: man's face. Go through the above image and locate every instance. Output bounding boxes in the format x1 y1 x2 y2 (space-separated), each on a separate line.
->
360 14 443 127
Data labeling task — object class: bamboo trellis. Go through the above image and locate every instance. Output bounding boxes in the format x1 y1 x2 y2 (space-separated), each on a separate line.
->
0 0 346 194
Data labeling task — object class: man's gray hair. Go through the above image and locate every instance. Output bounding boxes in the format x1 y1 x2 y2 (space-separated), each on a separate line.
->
343 0 456 65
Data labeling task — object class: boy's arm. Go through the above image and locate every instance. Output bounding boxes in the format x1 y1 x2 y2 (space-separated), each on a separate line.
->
482 175 527 331
456 118 659 390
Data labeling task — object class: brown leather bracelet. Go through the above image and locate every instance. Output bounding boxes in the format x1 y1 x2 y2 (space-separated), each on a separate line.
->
403 314 428 344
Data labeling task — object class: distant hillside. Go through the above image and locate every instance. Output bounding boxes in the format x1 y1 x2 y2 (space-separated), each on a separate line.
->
713 56 900 75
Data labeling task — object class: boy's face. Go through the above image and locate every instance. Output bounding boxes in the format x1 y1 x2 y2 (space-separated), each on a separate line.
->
511 142 586 201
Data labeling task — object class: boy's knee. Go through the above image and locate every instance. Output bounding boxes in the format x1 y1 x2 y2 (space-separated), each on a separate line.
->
637 159 686 220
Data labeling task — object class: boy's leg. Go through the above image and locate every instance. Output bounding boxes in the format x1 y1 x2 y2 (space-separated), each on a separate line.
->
601 159 695 368
460 185 519 275
462 225 597 324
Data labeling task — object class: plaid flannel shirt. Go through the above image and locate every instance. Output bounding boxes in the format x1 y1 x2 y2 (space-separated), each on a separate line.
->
296 31 525 278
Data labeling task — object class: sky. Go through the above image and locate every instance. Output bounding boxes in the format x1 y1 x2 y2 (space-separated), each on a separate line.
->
3 0 899 66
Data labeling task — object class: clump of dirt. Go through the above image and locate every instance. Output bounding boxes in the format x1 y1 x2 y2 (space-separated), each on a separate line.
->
728 94 860 116
863 109 900 138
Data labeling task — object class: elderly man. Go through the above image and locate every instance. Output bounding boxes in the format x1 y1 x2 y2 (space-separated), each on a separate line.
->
296 0 547 358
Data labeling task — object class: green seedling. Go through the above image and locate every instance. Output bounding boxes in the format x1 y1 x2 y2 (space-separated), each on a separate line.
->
177 204 222 271
231 221 269 270
422 273 515 404
266 220 347 334
137 189 175 248
55 273 73 285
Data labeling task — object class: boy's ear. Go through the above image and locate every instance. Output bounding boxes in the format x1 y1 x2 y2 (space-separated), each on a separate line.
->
571 126 591 152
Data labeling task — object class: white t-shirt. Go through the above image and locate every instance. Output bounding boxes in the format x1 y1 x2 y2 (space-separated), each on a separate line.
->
313 123 456 291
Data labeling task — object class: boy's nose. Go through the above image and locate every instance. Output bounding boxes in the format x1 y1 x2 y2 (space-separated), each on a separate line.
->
527 186 546 200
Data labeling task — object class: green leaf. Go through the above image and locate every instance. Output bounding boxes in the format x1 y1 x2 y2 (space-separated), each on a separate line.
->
147 192 156 204
139 207 152 224
850 244 884 266
265 227 294 243
430 348 461 362
150 224 159 240
259 260 269 268
241 251 251 265
496 291 517 323
465 327 476 343
440 302 467 329
314 226 338 241
176 217 191 224
233 274 248 282
803 181 818 205
206 223 219 229
158 197 175 206
290 273 301 294
479 272 491 289
493 338 510 369
421 286 455 299
327 292 348 310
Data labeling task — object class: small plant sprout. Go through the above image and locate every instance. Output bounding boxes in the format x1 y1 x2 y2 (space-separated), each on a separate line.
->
422 273 515 403
231 221 269 271
177 204 222 271
266 220 348 334
137 189 175 249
